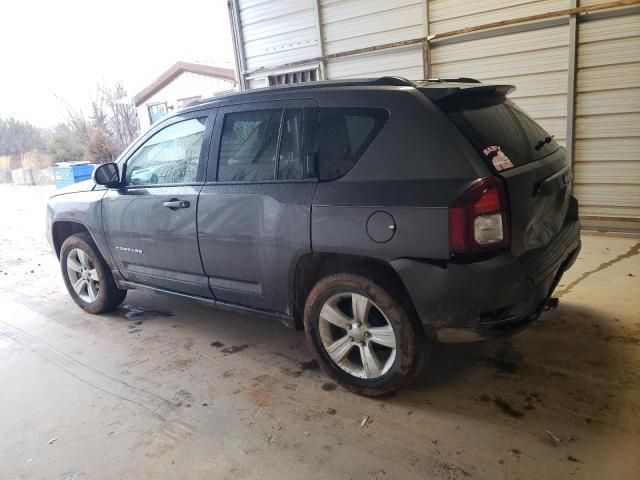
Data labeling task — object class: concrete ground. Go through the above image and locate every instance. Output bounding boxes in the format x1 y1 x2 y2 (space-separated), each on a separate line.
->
0 184 638 480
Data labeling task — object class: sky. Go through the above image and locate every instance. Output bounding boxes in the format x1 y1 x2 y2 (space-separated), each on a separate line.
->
0 0 235 128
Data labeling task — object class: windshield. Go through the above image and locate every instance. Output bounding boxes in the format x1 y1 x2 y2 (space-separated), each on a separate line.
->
441 94 559 169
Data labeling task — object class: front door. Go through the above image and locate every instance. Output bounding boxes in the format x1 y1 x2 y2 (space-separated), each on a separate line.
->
103 111 215 297
198 100 319 313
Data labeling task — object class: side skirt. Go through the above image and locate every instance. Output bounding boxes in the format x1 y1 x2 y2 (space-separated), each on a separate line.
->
119 280 296 329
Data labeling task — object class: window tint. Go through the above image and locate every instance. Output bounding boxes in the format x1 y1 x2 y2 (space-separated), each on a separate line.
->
442 95 559 168
125 117 206 186
319 108 388 181
278 109 304 180
218 109 281 182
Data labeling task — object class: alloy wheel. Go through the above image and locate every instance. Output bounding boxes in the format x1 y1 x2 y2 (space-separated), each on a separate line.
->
66 247 100 303
318 292 397 379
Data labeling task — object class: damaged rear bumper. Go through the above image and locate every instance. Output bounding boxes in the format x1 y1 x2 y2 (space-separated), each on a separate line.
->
392 220 581 343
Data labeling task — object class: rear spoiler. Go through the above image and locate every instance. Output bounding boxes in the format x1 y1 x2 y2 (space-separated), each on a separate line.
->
419 83 516 102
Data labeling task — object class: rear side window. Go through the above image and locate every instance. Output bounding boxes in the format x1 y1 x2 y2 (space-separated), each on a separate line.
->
218 108 317 182
442 95 559 169
319 108 388 181
278 109 304 180
218 109 281 182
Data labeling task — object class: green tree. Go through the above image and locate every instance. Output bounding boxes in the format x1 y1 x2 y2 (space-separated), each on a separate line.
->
0 116 44 155
47 124 85 162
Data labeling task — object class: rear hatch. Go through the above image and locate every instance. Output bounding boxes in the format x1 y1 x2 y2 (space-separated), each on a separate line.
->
423 84 574 258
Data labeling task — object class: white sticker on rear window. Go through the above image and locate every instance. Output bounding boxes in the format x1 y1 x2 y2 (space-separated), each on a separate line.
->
483 145 514 172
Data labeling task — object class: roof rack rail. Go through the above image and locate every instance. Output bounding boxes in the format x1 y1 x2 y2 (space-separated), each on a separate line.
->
426 77 482 83
372 76 415 87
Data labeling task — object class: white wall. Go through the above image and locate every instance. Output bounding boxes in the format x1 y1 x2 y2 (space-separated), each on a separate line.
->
137 72 235 131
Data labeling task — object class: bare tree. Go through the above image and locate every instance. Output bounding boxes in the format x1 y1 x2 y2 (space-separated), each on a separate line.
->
98 82 140 150
85 127 118 164
53 81 140 163
90 96 108 131
56 94 91 146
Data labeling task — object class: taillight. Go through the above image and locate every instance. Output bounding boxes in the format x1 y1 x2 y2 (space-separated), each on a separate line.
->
449 177 509 254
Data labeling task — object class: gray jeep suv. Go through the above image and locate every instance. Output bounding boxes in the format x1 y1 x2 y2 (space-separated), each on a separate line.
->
46 77 581 396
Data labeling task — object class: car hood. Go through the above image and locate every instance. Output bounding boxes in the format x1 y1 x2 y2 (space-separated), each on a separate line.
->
49 179 97 197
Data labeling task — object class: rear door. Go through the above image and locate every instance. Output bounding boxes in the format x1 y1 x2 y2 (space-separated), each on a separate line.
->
437 90 574 256
103 110 215 297
197 99 318 313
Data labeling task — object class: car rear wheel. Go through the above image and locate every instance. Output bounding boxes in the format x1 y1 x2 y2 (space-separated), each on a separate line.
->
60 232 126 314
304 273 425 396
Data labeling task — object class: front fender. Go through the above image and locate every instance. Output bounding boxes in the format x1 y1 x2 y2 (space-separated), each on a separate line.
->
47 189 117 271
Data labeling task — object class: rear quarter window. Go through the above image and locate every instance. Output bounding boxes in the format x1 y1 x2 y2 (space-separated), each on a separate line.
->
319 107 388 181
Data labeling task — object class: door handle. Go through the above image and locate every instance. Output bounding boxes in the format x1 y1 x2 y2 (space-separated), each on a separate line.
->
163 199 190 210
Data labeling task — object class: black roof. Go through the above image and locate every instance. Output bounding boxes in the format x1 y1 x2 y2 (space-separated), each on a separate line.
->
183 76 514 111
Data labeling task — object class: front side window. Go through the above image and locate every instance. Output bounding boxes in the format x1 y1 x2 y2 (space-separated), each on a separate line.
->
125 117 207 186
148 103 168 125
319 108 388 181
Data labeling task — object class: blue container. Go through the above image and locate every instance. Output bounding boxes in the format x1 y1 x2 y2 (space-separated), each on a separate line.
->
54 162 95 189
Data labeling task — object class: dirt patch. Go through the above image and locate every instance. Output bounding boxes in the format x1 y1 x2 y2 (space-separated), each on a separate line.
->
117 304 174 321
479 394 525 419
221 344 250 354
604 335 640 346
434 461 471 479
173 389 195 408
281 367 303 378
300 359 319 371
493 398 524 419
477 343 523 374
246 389 271 408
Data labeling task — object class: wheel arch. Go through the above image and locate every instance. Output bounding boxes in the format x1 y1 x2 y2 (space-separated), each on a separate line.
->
290 252 423 335
52 221 93 258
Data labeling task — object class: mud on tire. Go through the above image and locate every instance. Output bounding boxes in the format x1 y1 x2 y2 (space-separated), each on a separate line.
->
60 232 126 314
304 273 426 397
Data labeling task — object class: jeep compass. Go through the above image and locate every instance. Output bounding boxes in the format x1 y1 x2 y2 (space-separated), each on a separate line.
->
46 77 581 396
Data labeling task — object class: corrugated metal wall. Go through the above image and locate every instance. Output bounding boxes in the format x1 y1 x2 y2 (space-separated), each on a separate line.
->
232 0 640 231
321 0 425 79
428 0 571 146
574 11 640 229
238 0 319 71
429 0 569 30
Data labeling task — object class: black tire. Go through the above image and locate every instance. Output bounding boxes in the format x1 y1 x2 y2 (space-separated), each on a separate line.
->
304 273 426 397
59 232 127 314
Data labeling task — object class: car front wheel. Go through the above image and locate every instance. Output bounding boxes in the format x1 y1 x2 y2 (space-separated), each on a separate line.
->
304 273 425 396
60 232 126 314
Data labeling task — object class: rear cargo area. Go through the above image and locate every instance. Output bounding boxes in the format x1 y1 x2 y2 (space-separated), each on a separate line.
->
428 85 578 259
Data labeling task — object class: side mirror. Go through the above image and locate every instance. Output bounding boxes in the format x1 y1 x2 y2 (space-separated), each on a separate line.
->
93 162 120 187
